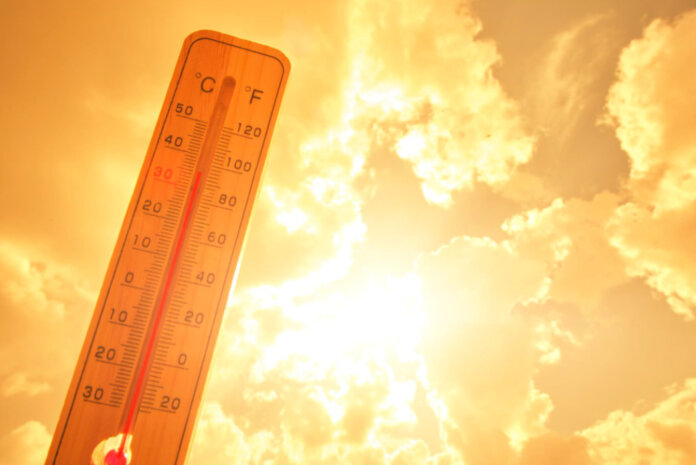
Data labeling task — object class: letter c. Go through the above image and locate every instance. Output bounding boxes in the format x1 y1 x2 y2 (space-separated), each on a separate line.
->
201 76 215 93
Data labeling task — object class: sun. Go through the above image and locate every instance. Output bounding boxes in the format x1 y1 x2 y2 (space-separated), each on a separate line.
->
254 273 425 378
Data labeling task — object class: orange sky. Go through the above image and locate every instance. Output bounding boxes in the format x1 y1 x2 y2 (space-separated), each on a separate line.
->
1 1 696 464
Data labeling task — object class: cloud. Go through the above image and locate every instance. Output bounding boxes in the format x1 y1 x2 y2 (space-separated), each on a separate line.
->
0 373 50 398
605 10 696 211
648 421 696 463
529 14 616 143
0 421 51 465
243 0 539 299
609 202 696 319
410 188 655 462
582 378 696 465
503 192 627 309
606 9 696 318
0 240 93 465
389 439 429 465
345 0 535 207
188 402 250 465
0 241 92 391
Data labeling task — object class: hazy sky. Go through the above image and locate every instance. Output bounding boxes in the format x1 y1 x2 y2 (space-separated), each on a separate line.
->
1 1 696 464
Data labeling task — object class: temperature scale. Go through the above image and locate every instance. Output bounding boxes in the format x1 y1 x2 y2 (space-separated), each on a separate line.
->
44 30 290 464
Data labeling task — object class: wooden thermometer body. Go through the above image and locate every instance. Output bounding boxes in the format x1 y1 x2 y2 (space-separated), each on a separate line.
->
45 30 289 465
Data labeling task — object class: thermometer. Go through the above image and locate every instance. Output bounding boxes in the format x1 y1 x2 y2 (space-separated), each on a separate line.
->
44 30 290 465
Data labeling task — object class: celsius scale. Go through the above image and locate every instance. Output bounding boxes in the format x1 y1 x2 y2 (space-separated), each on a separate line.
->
44 30 290 464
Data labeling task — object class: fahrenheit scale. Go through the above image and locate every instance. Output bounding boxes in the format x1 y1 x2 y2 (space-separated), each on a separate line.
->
45 31 290 465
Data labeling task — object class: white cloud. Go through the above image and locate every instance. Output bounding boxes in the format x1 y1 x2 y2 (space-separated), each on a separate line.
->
530 14 615 143
583 378 696 465
504 193 627 309
605 10 696 210
0 421 50 465
606 9 696 318
346 0 535 207
0 373 49 398
0 241 92 389
188 402 250 465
